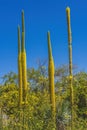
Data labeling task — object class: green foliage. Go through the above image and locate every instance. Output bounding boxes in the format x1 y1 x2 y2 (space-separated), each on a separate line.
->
1 72 18 85
0 65 87 129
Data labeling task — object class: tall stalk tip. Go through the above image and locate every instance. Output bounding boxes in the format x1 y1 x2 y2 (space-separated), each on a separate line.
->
66 7 70 13
22 10 25 32
18 25 21 54
47 31 52 60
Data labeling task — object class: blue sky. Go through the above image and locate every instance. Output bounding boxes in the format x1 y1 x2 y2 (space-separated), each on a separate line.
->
0 0 87 78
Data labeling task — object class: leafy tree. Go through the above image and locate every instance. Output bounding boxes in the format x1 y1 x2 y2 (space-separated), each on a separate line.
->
0 65 87 130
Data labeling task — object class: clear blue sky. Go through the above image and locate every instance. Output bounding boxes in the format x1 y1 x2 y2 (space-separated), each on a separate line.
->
0 0 87 78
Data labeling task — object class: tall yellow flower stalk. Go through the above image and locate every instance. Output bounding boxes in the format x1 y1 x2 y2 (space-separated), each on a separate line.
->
47 31 56 128
18 25 22 107
66 7 74 130
18 10 27 130
21 10 27 103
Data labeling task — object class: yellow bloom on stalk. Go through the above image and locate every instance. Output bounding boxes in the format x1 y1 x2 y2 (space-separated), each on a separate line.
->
66 6 74 130
47 31 56 126
21 48 27 102
69 75 73 79
21 10 28 103
18 25 22 106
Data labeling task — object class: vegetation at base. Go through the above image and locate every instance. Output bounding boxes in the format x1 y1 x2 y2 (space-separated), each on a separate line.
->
0 65 87 130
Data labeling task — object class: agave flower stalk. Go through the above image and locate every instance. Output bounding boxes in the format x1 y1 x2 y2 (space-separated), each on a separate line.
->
47 31 56 129
66 7 74 130
18 25 22 107
21 10 27 103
